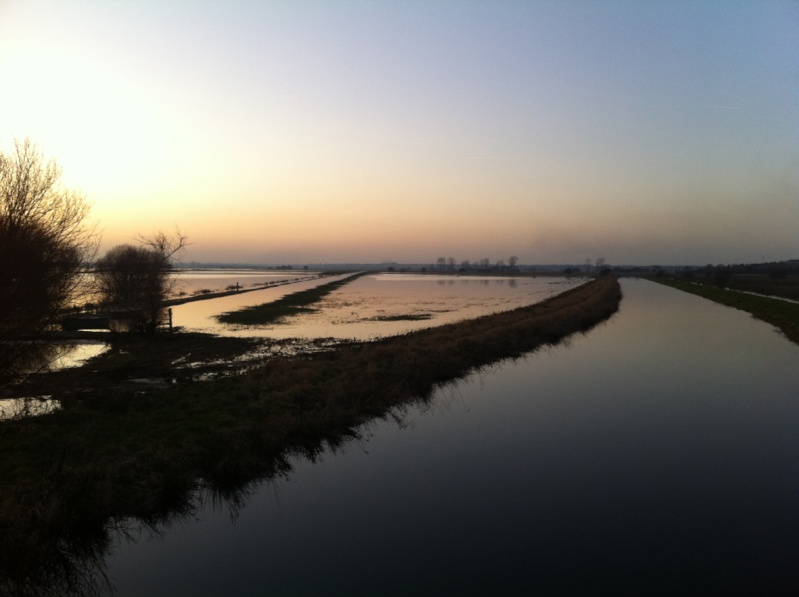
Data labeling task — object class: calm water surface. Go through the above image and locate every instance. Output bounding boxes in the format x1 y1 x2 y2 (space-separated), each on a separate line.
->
174 273 582 340
172 269 317 296
104 279 799 594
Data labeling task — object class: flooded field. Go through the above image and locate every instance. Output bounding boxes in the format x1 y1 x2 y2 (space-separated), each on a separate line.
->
17 270 319 379
174 272 585 340
0 340 107 419
170 269 317 298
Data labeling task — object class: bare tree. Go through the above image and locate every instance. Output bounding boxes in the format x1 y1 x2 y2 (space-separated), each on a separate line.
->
0 139 96 380
95 230 187 333
508 256 518 270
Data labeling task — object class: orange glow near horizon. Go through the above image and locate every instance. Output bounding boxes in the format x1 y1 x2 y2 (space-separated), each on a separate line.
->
2 1 796 266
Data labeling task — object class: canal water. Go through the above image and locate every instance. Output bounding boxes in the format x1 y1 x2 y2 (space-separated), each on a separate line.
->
102 279 799 594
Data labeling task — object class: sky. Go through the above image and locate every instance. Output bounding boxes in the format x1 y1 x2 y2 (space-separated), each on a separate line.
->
1 0 797 266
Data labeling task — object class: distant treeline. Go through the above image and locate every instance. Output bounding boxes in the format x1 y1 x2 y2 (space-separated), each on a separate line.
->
651 259 799 302
662 260 799 280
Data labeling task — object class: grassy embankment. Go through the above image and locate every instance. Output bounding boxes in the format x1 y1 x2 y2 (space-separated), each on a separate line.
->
716 274 799 302
646 275 799 345
0 276 621 594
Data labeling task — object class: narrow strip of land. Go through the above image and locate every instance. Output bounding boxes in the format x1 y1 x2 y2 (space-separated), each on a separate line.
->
646 276 799 345
163 272 332 307
216 272 367 325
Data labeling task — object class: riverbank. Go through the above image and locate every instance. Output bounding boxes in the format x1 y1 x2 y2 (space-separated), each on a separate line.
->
645 276 799 345
0 276 621 595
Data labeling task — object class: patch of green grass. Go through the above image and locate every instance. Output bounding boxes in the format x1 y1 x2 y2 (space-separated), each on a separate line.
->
646 276 799 345
216 272 366 325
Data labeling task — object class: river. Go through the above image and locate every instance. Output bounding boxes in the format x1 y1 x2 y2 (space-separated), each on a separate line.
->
102 278 799 594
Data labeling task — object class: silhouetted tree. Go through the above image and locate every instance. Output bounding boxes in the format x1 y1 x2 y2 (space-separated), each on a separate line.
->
95 230 187 333
0 139 96 380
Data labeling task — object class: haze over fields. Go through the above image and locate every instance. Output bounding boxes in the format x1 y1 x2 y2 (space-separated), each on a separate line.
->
1 1 796 266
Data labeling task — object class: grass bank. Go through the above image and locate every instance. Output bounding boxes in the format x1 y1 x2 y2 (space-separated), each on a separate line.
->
216 271 367 325
722 275 799 302
645 276 799 345
0 276 621 595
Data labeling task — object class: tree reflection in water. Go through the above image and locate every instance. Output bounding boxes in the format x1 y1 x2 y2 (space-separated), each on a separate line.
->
0 341 106 419
1 441 328 596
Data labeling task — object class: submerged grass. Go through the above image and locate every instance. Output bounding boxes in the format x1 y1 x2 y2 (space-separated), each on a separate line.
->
368 313 433 321
0 276 621 594
646 276 799 345
215 272 367 325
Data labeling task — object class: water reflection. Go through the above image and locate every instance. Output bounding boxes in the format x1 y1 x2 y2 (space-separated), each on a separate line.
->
0 341 107 419
0 395 59 419
171 269 317 298
5 279 799 594
174 273 582 340
103 279 799 595
170 273 353 335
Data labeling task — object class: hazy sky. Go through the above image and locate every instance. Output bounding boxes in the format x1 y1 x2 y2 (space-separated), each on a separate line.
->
1 1 797 265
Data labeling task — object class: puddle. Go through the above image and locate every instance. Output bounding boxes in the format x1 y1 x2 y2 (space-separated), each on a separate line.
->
0 396 59 420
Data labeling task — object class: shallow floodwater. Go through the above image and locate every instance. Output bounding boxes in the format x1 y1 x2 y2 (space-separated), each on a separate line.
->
102 279 799 594
0 341 108 419
172 269 316 297
170 272 353 334
174 273 583 340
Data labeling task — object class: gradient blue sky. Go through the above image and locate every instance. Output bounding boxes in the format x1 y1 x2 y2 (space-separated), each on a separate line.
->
1 0 797 265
